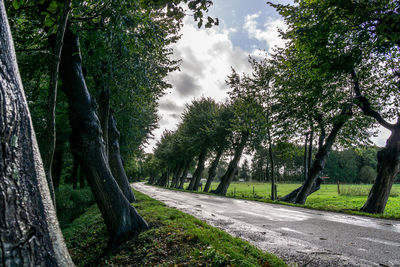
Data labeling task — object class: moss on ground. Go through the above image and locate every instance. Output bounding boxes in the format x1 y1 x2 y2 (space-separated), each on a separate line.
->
62 190 287 267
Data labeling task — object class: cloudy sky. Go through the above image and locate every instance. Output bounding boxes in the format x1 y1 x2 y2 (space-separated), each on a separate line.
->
144 0 390 153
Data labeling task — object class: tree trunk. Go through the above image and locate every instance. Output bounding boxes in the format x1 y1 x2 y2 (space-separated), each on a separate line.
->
308 129 313 169
59 28 147 243
0 3 74 264
303 132 308 181
51 141 64 190
155 172 165 186
108 112 136 202
148 173 157 185
171 162 183 188
360 127 400 213
166 167 170 187
79 164 85 189
351 69 400 213
157 169 169 187
280 178 323 202
178 161 191 189
267 129 276 200
43 0 72 207
204 145 224 192
188 148 207 191
211 132 249 195
97 88 110 157
281 110 350 204
71 156 79 189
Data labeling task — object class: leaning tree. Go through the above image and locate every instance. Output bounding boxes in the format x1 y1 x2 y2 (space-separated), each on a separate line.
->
212 69 268 196
0 2 73 265
271 0 400 212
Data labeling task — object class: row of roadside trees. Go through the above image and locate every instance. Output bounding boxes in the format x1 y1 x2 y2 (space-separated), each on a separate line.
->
1 0 217 265
146 0 400 215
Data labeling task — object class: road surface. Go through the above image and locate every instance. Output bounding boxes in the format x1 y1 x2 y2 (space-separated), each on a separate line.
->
132 183 400 267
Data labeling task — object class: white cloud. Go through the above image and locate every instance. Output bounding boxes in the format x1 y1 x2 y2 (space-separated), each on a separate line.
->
371 126 391 147
243 12 287 54
143 17 252 153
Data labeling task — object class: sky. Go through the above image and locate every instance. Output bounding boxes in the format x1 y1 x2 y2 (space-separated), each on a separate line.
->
143 0 390 153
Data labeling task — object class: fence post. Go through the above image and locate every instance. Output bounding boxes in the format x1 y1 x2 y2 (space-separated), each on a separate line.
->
337 181 340 195
234 187 236 197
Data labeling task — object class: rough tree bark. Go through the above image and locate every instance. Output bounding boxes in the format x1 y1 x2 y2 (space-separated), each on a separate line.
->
171 162 183 188
148 174 157 185
188 147 207 191
178 161 191 189
267 128 276 200
281 109 351 204
280 178 323 202
51 140 64 190
79 166 85 189
308 129 313 169
351 69 400 213
108 112 136 202
165 167 170 187
156 169 170 187
43 0 71 206
71 155 79 189
211 132 249 196
0 2 74 264
97 88 110 157
360 128 400 213
204 145 224 192
303 132 308 181
59 28 147 243
155 172 165 186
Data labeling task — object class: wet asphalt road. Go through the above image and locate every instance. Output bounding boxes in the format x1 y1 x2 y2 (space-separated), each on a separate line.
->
132 183 400 267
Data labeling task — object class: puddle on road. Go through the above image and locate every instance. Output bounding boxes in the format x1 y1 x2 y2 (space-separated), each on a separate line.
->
279 227 306 235
323 214 400 233
358 237 400 247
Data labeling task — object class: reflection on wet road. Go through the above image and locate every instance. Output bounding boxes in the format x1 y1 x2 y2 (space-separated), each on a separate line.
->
133 183 400 267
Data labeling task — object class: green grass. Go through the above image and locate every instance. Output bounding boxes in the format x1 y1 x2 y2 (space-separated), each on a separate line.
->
172 182 400 220
62 189 287 267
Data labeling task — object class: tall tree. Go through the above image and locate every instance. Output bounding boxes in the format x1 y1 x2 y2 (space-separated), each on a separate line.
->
271 0 399 212
59 28 148 244
212 68 268 195
43 0 71 206
108 111 136 202
0 1 73 264
180 98 219 191
204 104 233 192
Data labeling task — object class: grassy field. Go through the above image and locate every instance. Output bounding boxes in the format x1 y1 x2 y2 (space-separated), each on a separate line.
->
63 189 287 267
188 182 400 220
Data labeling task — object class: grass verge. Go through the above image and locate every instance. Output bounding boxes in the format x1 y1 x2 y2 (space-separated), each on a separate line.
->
62 189 287 267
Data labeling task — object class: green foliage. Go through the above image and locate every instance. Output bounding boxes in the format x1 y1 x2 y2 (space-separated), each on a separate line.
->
269 0 399 140
357 165 377 184
55 185 95 228
63 190 287 266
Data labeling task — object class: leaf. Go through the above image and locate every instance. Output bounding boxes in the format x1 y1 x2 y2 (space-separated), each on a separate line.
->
48 1 58 13
12 0 20 10
44 17 54 27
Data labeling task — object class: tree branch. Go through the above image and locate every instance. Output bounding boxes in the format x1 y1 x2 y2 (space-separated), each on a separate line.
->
351 68 395 131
